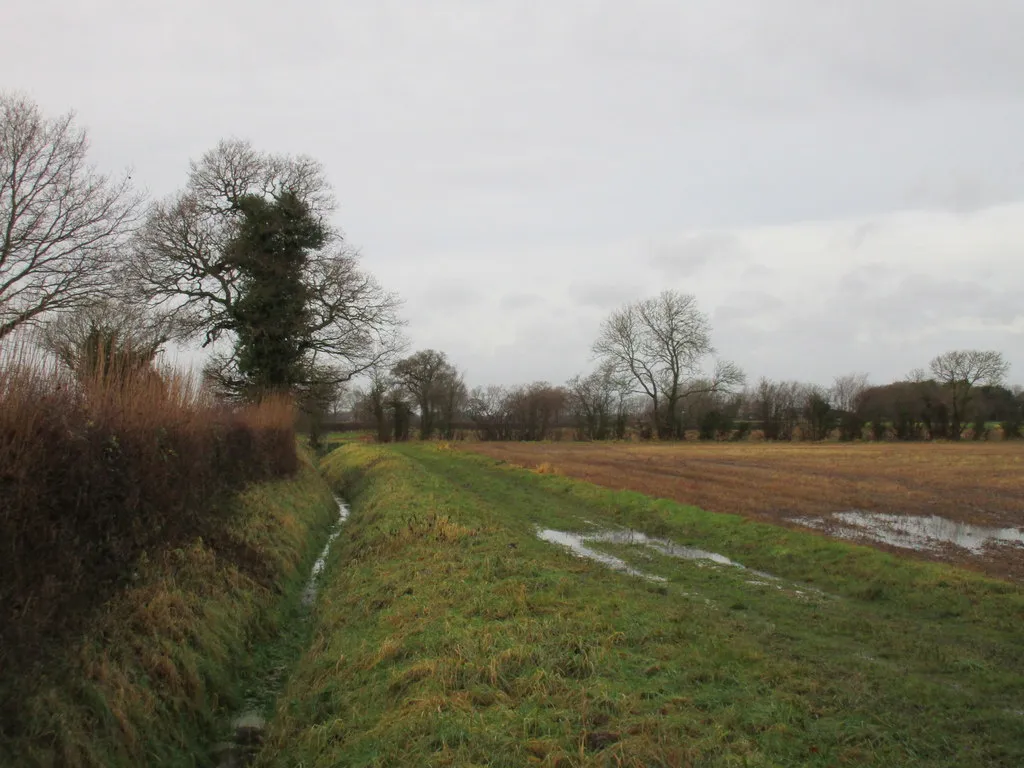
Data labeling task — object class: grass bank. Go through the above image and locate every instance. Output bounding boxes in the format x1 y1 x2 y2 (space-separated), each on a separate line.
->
260 443 1024 767
0 452 339 768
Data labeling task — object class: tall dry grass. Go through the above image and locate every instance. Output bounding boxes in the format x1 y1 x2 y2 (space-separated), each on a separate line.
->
0 341 298 686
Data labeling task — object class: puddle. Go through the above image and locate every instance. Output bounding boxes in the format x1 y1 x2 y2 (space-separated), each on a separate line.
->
302 498 350 606
213 712 265 768
586 528 743 567
536 525 774 582
537 528 666 581
793 511 1024 555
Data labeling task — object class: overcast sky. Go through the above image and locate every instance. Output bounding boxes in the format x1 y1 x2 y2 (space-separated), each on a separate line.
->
4 1 1023 387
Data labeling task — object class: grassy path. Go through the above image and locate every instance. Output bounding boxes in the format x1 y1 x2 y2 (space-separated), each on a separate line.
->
259 444 1024 767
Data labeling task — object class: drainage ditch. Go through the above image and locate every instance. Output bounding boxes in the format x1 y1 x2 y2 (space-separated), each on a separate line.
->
213 497 350 768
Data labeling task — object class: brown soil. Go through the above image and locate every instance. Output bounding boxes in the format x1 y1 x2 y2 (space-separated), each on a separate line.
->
460 441 1024 580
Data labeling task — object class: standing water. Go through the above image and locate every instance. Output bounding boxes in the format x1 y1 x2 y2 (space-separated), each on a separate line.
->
302 499 350 605
536 528 665 581
792 511 1024 554
536 525 776 580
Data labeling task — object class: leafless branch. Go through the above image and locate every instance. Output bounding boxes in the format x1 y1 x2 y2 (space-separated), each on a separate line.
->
0 93 142 339
592 290 737 437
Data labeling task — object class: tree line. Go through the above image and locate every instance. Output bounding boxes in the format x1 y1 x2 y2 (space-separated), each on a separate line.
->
3 92 1019 444
349 312 1018 443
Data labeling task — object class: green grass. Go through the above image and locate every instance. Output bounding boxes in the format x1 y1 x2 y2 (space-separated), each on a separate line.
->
313 430 371 458
2 452 340 768
259 443 1024 767
322 430 371 441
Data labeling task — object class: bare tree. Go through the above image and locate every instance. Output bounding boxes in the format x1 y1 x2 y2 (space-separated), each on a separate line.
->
752 378 803 440
683 384 744 440
593 290 743 438
802 385 836 441
1005 386 1024 439
929 350 1010 439
566 362 631 440
353 369 394 443
518 382 566 440
383 381 411 442
0 94 141 339
831 372 870 441
391 349 458 439
466 385 509 441
463 382 566 441
128 139 403 389
831 373 869 413
433 367 468 439
324 381 352 422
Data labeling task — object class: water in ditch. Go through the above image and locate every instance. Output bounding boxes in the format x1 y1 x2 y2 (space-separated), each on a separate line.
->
214 497 349 767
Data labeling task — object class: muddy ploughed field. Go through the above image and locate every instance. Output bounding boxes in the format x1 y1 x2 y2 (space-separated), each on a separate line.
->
461 442 1024 580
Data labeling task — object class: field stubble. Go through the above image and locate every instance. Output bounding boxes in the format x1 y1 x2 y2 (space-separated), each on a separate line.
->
461 442 1024 580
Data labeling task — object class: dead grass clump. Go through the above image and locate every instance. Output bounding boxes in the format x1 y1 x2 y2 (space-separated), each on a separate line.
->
0 341 297 699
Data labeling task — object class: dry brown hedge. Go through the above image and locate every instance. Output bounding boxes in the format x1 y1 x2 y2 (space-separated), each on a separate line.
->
0 344 298 682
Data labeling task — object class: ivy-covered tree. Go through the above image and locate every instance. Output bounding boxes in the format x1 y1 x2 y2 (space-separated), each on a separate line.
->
223 191 325 395
130 140 404 401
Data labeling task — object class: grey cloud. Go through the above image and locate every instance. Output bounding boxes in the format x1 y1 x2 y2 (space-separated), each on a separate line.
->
748 2 1024 105
412 281 483 309
459 315 598 387
832 266 1019 325
650 232 746 277
570 282 646 310
848 222 881 250
868 274 1022 327
3 2 1024 388
712 292 787 324
738 263 776 282
716 265 1023 385
904 169 1024 214
499 293 546 312
835 262 903 295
